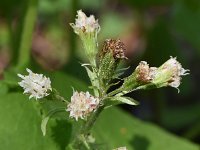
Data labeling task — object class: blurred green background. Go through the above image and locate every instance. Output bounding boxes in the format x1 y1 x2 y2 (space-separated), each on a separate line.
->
0 0 200 149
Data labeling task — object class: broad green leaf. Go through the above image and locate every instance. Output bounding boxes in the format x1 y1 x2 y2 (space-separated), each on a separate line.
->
0 93 58 150
93 107 199 150
0 81 8 96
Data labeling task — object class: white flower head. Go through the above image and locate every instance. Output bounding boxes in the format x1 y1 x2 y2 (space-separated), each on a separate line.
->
67 91 99 121
18 68 52 99
153 57 189 90
70 10 100 34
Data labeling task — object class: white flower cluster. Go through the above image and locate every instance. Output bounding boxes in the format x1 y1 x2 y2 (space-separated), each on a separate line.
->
157 57 189 88
18 68 52 99
67 91 100 121
70 10 100 34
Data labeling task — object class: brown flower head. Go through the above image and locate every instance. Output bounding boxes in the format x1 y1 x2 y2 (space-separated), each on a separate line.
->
101 39 127 59
135 61 157 83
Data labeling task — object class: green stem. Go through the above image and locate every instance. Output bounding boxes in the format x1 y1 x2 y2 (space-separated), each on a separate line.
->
52 88 69 103
82 106 104 134
80 135 91 150
71 106 104 149
16 0 38 70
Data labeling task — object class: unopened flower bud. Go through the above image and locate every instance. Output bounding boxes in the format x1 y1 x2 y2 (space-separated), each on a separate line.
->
135 61 157 83
98 39 126 83
119 61 156 93
152 57 189 89
67 91 99 121
101 39 126 60
18 68 52 99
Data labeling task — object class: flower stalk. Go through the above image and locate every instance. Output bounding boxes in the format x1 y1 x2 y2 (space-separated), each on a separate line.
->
71 106 104 149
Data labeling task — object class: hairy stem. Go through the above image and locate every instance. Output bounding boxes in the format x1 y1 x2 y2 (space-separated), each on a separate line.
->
71 106 104 149
52 89 69 103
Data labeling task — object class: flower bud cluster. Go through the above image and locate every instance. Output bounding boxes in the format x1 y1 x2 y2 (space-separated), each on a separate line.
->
18 68 52 99
67 91 100 121
101 39 126 59
136 57 189 89
119 57 189 95
98 39 127 84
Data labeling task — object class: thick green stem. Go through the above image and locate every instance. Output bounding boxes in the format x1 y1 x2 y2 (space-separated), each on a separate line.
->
71 106 104 149
82 106 104 134
16 0 38 70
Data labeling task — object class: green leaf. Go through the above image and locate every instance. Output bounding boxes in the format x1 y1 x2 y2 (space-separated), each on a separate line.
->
82 65 99 96
84 66 97 87
3 70 19 86
41 107 66 136
108 96 139 106
0 93 58 150
41 115 50 136
93 107 199 150
0 81 8 95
